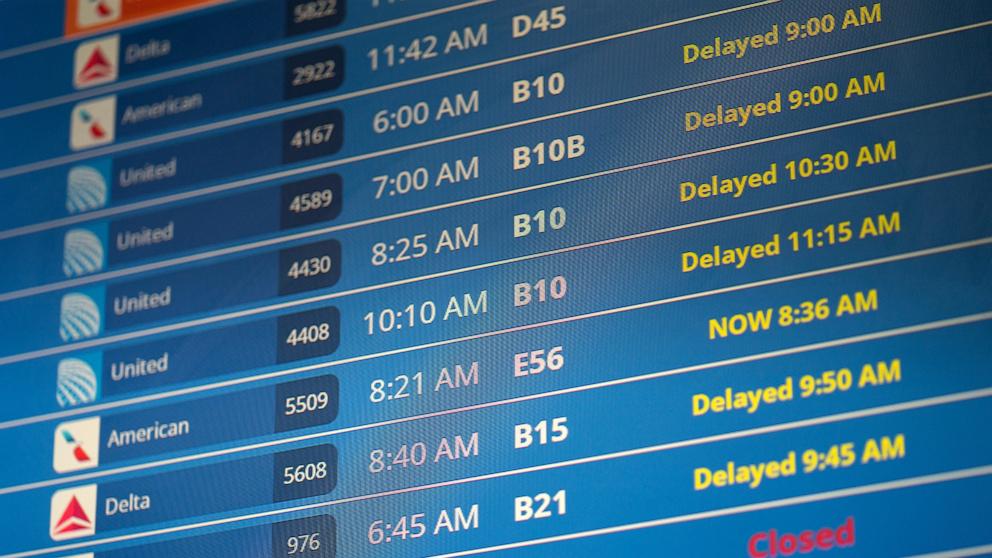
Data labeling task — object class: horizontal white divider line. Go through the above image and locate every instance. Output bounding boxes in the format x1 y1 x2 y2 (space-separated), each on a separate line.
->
429 465 992 557
3 9 979 182
6 391 989 558
906 544 992 558
2 308 989 494
0 161 986 365
0 0 496 119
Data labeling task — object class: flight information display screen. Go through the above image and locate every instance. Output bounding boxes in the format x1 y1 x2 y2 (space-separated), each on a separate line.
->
0 0 990 556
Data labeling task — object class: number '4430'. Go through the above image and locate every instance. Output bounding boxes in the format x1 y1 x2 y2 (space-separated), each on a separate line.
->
287 255 333 279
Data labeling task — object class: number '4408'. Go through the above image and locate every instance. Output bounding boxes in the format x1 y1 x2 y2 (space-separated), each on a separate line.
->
286 323 331 345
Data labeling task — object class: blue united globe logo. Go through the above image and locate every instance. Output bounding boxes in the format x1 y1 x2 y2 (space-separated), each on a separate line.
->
63 228 105 278
59 293 102 342
66 165 108 214
56 358 99 408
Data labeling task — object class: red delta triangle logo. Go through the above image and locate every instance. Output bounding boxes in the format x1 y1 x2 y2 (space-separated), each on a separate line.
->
78 46 113 84
73 36 119 90
53 495 93 535
50 483 97 539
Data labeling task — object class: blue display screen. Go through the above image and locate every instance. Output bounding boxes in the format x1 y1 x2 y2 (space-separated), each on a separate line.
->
0 0 990 556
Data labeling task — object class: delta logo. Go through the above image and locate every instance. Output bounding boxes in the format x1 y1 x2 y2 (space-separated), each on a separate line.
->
70 96 116 151
76 0 122 29
74 35 119 89
50 484 98 541
53 416 101 473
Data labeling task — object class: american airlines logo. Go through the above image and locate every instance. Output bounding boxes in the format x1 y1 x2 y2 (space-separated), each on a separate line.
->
70 96 117 151
76 0 122 28
53 416 101 473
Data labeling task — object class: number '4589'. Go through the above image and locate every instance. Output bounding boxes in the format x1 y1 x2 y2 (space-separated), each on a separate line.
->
289 189 334 213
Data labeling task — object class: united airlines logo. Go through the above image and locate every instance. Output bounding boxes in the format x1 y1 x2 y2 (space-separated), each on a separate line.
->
60 293 102 342
70 96 116 151
63 228 105 278
50 484 97 540
73 35 119 89
56 356 100 408
53 416 101 473
66 164 109 214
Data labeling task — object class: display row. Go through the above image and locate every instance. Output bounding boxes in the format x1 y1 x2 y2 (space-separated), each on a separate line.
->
5 393 988 556
1 0 939 233
0 238 988 492
0 21 987 303
0 0 478 111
